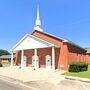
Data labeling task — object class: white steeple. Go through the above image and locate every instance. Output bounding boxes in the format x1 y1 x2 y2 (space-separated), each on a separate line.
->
34 5 43 32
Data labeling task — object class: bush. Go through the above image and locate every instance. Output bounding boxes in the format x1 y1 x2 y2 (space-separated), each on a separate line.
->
0 63 3 67
69 62 88 72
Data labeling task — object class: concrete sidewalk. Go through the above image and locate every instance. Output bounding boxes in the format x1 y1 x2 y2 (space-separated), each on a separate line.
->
0 67 90 90
0 66 65 83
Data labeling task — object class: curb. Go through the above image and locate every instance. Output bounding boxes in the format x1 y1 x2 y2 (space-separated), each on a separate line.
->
65 76 90 83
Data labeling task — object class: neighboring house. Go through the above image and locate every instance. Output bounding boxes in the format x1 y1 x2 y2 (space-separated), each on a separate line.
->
10 7 90 70
0 55 15 63
85 48 90 56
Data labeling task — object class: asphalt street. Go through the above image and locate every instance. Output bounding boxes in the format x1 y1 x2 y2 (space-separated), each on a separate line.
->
0 78 33 90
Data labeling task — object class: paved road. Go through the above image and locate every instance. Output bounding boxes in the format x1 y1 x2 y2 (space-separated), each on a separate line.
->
0 79 33 90
0 77 90 90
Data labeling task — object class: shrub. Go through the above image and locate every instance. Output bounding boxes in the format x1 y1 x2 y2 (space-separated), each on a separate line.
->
69 62 88 72
0 63 3 67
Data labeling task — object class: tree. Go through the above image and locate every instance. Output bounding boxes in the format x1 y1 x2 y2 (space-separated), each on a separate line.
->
0 49 10 56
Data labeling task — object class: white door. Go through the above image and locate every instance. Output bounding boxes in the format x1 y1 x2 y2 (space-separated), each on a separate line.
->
46 55 51 70
32 55 39 69
23 56 27 67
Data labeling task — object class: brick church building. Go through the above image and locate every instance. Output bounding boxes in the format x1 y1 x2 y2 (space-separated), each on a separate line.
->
11 7 90 70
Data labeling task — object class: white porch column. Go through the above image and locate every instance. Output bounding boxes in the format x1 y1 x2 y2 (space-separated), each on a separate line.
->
21 50 24 68
11 51 14 67
34 48 37 69
52 47 55 70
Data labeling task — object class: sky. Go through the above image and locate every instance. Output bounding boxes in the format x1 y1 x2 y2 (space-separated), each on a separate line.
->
0 0 90 51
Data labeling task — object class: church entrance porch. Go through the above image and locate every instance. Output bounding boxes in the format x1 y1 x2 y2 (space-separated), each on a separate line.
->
11 47 59 70
10 33 60 70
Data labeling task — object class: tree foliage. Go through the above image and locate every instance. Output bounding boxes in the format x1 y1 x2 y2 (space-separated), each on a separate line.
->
0 49 10 56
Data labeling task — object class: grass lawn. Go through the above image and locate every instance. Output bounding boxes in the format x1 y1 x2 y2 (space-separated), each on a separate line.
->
62 65 90 79
1 62 11 65
1 62 11 67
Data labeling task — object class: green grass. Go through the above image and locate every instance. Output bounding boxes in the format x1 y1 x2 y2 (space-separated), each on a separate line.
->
1 62 11 67
62 65 90 79
1 62 11 65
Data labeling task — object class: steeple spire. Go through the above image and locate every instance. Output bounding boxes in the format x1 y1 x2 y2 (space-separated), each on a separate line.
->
37 5 40 20
34 5 43 32
35 5 41 26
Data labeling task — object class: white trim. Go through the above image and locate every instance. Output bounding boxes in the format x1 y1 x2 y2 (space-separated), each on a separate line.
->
11 34 29 51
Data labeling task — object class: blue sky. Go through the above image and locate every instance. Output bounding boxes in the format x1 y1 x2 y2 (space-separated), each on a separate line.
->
0 0 90 51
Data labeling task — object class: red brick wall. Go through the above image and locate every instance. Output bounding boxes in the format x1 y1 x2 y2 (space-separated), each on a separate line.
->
37 47 60 69
15 49 34 66
37 48 52 68
15 51 19 65
58 43 69 70
24 49 34 66
15 51 21 65
85 55 90 64
67 43 90 65
15 47 60 69
55 48 60 69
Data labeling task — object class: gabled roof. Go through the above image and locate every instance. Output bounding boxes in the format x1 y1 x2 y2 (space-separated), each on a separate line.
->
31 30 86 51
11 34 58 51
31 30 66 41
